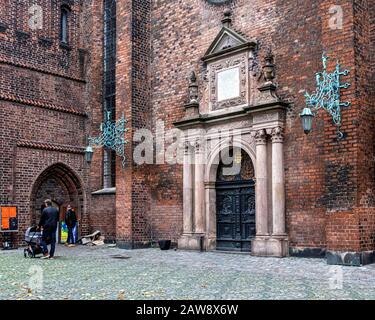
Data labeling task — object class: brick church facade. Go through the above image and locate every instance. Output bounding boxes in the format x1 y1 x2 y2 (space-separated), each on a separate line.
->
0 0 374 266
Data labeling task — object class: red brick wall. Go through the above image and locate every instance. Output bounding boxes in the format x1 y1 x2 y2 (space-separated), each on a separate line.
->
115 0 134 245
326 211 361 252
82 0 119 241
148 0 328 247
90 195 116 241
0 0 94 245
130 0 152 244
115 0 154 246
1 0 374 254
324 0 375 252
354 0 375 252
145 0 374 251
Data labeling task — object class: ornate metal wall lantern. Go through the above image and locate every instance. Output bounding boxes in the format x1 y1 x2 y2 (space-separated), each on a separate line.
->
301 53 351 140
84 145 94 163
86 111 128 168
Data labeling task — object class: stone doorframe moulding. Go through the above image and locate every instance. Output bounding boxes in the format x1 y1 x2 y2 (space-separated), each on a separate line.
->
176 103 289 257
204 134 256 251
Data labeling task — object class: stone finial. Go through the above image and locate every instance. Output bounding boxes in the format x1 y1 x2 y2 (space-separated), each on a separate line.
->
263 48 275 84
222 9 232 28
184 71 200 119
257 47 280 104
188 71 199 104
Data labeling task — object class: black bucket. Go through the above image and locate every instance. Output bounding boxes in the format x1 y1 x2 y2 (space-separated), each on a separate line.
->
158 240 171 250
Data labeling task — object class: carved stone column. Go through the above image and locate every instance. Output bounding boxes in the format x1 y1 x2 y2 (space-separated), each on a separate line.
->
251 126 288 257
178 139 205 250
205 181 216 251
257 126 289 257
254 129 269 237
194 138 205 234
271 127 286 237
251 129 272 256
182 141 193 234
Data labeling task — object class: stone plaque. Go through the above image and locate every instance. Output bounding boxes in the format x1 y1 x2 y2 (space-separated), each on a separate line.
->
217 67 240 102
209 53 248 111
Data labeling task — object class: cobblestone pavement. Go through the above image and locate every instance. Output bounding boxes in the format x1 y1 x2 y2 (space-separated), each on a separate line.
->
0 245 375 300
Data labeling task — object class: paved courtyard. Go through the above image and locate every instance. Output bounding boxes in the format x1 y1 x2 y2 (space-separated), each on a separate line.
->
0 245 374 300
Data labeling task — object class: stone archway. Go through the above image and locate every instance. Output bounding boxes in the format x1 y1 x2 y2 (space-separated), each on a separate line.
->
178 127 289 257
30 163 85 239
205 141 256 251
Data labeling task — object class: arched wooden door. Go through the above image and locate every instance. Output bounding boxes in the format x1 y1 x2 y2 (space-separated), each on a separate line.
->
216 148 256 252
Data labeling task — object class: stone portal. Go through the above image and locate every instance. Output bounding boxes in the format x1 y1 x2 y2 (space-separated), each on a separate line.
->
175 11 289 257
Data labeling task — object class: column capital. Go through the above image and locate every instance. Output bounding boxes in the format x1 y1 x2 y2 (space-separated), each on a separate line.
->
270 126 284 143
183 140 192 154
252 129 267 145
194 137 205 153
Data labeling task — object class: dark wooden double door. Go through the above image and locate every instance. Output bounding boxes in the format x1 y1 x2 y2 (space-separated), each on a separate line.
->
216 180 256 252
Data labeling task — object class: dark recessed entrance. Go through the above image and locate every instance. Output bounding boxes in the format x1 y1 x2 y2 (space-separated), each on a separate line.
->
216 148 256 252
30 163 84 243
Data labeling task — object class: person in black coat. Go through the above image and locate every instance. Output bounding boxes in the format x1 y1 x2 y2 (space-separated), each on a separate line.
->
65 205 77 246
38 199 59 259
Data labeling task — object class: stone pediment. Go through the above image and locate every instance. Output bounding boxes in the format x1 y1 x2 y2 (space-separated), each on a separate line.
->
202 27 256 62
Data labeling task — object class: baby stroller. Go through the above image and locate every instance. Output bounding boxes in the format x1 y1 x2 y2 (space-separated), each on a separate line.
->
24 226 43 258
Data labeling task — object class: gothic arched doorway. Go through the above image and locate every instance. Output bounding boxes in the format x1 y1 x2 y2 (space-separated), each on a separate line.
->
30 163 84 243
216 148 256 252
